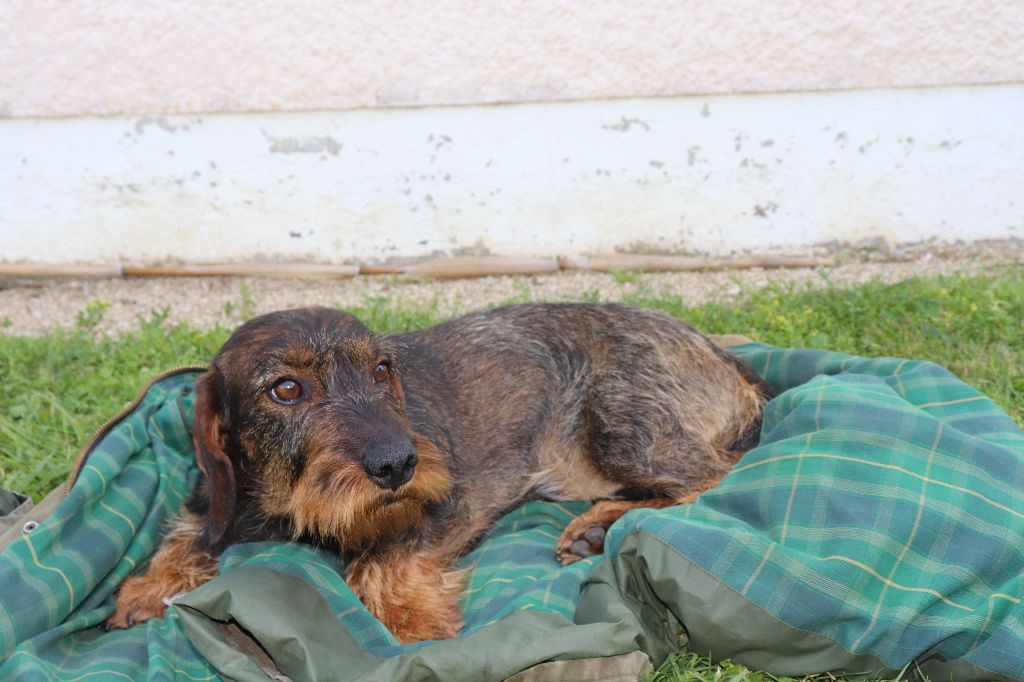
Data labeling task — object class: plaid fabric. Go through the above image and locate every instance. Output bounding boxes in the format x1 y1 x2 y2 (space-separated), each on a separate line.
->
1 346 1023 680
0 372 216 681
606 346 1024 678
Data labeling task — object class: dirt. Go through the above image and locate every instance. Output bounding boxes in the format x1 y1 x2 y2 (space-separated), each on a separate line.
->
1 239 1022 338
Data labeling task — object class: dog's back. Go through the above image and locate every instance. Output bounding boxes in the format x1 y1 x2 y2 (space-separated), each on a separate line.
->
394 303 773 555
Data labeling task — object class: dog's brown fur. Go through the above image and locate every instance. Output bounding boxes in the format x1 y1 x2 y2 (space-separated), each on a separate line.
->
106 303 773 642
105 510 218 629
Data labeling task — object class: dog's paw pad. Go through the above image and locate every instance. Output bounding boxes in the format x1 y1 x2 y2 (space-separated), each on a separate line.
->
583 525 606 546
555 522 608 565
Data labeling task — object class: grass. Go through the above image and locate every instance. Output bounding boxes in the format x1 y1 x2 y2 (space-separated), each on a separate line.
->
1 266 1021 681
649 652 834 682
627 267 1024 426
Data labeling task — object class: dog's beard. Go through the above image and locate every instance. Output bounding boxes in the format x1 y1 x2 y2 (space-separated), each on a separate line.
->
283 435 450 547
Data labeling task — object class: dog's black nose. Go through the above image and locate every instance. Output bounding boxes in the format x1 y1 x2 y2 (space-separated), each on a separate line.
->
362 442 418 491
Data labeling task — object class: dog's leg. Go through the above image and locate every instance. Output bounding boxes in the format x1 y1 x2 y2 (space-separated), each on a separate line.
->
105 510 219 629
346 550 464 643
554 486 713 565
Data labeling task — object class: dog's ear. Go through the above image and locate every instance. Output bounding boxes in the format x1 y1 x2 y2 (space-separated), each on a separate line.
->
193 366 235 549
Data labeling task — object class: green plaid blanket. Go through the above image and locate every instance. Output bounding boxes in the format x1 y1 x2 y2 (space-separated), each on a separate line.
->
2 344 1023 681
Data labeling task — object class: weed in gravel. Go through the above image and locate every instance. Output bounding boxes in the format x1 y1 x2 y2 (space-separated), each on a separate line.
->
238 279 257 319
74 299 111 331
137 306 172 329
501 278 536 305
612 268 641 285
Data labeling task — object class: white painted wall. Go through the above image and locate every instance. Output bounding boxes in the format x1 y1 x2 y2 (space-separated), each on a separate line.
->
3 85 1021 264
2 1 1023 117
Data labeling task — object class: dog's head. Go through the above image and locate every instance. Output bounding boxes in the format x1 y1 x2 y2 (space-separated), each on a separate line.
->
192 307 450 550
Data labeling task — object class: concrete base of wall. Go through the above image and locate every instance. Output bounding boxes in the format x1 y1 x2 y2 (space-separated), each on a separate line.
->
2 84 1021 264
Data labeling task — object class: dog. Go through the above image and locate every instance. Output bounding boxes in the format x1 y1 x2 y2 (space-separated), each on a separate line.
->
105 303 773 642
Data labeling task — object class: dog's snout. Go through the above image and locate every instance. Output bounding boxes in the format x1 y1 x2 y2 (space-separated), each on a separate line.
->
362 442 418 491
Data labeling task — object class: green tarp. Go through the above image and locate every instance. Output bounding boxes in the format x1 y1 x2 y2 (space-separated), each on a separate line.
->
2 344 1024 681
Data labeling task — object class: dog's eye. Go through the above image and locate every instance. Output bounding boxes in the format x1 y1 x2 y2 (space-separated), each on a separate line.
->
373 362 390 384
270 378 303 404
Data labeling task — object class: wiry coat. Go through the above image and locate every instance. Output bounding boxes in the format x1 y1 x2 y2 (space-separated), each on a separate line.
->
107 303 773 641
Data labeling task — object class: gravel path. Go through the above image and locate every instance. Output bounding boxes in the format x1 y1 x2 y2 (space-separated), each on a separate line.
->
2 239 1022 337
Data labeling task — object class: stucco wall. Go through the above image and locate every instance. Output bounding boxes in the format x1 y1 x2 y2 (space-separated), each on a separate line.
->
2 1 1023 118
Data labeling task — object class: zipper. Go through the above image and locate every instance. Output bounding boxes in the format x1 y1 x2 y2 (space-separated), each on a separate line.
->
64 365 208 495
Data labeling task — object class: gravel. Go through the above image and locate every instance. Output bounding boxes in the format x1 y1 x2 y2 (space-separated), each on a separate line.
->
2 239 1022 338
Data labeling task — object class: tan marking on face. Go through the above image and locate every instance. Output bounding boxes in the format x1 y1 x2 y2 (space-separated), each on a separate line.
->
275 433 451 547
283 345 316 368
342 337 381 371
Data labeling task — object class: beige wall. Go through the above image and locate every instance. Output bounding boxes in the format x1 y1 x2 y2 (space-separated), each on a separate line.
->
2 1 1023 118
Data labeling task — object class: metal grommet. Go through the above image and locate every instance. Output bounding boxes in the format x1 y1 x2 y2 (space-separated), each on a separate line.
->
22 520 39 534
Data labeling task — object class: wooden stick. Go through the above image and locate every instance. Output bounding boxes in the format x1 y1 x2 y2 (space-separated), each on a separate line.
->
121 263 359 279
359 264 405 276
560 254 834 273
1 254 834 282
392 256 561 280
0 264 123 278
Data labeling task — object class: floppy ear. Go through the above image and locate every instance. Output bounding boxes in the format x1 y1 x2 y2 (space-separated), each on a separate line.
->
192 366 235 549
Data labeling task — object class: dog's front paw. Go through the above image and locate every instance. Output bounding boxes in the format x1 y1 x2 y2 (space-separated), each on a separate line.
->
103 576 172 630
555 519 607 565
554 498 679 565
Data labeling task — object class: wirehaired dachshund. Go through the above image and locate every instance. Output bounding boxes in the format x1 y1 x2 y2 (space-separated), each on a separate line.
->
106 303 773 641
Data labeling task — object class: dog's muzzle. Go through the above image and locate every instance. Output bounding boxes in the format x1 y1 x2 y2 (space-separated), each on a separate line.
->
361 440 418 491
